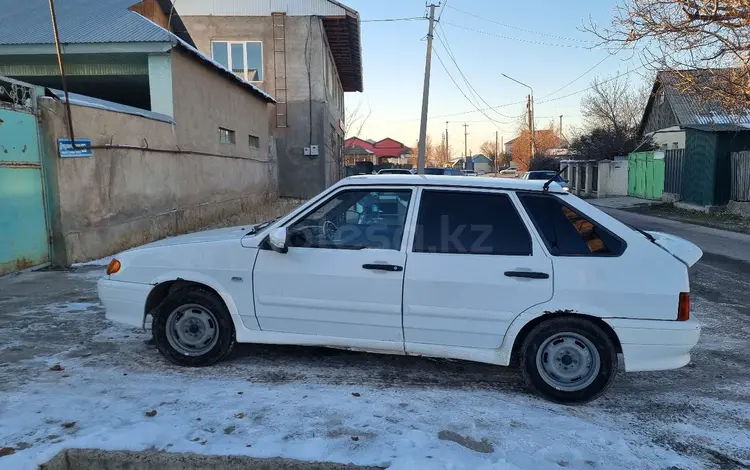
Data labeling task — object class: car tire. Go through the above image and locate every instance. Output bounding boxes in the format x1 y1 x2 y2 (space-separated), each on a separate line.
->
520 317 617 404
152 288 236 367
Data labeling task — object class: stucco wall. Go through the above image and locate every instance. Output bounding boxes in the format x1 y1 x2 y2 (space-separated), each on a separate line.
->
182 15 345 198
596 160 629 198
39 52 277 265
171 49 272 161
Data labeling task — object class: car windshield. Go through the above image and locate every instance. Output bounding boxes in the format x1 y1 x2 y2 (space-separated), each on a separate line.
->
423 168 445 175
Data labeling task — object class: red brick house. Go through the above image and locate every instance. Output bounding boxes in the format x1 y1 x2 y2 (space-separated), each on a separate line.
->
345 137 411 165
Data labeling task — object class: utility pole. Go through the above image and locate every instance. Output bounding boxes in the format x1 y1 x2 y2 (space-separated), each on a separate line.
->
495 130 499 172
500 135 504 171
417 3 438 174
463 123 469 159
526 95 534 159
445 121 449 158
559 115 563 137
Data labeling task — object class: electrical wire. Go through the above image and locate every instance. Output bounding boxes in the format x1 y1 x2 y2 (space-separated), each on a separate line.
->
435 25 514 119
432 46 508 130
361 17 425 23
444 4 592 44
428 63 648 119
437 0 448 22
540 45 627 99
440 21 591 49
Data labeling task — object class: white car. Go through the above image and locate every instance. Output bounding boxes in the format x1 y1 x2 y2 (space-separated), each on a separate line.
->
98 175 702 403
498 168 519 178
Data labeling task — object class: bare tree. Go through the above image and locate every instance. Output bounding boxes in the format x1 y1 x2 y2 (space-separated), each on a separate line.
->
434 134 453 167
411 136 438 167
581 75 645 134
586 0 750 110
344 101 372 142
570 74 651 160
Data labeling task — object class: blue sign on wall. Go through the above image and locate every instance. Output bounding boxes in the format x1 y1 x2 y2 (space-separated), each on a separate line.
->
58 138 93 157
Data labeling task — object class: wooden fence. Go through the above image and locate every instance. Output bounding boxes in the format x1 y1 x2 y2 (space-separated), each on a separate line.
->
731 151 750 202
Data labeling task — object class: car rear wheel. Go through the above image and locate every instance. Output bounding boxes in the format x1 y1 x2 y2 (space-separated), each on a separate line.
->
520 317 617 404
152 288 235 367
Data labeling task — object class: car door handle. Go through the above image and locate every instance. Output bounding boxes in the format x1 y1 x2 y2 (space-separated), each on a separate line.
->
362 264 403 272
504 271 550 279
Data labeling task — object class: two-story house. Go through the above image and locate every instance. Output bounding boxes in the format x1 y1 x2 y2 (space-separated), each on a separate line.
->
177 0 363 198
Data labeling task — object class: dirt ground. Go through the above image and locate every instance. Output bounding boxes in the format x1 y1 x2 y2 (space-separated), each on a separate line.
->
625 204 750 235
0 251 749 468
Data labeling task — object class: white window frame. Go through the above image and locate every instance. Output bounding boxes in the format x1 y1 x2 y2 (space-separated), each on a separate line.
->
211 40 264 83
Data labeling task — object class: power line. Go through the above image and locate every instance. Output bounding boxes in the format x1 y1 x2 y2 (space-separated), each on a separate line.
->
540 46 627 99
435 27 515 120
437 0 448 22
361 17 425 23
432 46 508 130
428 63 648 119
445 4 592 44
440 21 592 49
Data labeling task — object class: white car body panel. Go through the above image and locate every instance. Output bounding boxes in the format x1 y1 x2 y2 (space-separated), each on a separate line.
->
402 188 553 349
98 175 701 374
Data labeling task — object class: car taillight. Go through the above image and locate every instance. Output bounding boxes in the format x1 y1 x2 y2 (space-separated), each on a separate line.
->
678 292 690 321
106 258 121 275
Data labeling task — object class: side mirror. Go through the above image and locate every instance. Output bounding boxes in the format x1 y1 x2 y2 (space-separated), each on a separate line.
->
269 227 288 254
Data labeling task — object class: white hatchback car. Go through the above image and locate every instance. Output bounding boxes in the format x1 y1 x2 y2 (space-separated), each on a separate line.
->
98 175 702 403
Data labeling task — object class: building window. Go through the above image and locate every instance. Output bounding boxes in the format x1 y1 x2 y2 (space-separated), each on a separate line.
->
249 134 260 149
219 127 236 144
672 142 679 149
211 41 263 82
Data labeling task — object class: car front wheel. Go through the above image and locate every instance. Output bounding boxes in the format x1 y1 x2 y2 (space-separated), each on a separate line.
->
152 288 235 367
520 317 617 404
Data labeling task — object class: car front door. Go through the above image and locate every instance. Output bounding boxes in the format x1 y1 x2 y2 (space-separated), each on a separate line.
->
402 188 553 351
252 187 415 344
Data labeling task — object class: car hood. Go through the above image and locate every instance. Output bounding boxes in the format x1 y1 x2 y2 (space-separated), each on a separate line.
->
125 225 252 251
646 231 703 267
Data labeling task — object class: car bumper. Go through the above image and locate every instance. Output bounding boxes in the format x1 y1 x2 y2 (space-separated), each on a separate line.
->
605 317 701 372
97 278 152 328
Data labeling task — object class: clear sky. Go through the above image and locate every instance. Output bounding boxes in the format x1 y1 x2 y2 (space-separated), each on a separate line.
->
344 0 646 156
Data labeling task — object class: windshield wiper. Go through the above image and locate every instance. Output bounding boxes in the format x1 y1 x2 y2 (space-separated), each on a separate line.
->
621 221 655 242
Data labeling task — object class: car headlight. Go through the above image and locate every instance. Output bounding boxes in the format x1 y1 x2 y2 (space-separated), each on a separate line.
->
562 186 570 192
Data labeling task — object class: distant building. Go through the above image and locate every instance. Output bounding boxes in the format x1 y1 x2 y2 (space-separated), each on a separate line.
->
638 70 750 151
177 0 363 198
344 137 411 166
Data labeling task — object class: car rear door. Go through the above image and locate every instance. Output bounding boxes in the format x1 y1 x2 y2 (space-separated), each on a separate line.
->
402 188 553 350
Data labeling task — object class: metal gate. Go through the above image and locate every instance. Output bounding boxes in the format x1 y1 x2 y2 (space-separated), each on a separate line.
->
628 151 665 200
0 78 49 275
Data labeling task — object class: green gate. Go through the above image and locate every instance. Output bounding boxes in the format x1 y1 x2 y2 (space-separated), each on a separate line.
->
0 80 49 275
627 152 665 200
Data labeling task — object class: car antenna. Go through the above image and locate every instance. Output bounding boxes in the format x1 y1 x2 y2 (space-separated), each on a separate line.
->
543 166 568 193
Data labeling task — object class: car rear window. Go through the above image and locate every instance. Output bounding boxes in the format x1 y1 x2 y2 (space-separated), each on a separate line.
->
413 190 532 255
518 194 625 256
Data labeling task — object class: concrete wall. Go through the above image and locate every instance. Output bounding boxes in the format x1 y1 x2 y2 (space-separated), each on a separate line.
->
182 15 345 198
171 49 272 162
38 51 277 265
596 160 629 198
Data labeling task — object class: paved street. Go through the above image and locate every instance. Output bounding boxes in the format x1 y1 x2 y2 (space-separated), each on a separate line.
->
599 205 750 264
1 215 749 469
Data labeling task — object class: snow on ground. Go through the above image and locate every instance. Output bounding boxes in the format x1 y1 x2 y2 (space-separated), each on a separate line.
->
0 358 696 470
1 259 750 469
70 256 113 267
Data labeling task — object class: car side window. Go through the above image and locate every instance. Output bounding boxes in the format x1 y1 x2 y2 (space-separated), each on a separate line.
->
412 190 532 255
287 189 412 250
518 194 625 256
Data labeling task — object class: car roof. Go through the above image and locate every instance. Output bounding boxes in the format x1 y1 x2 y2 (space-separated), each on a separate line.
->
338 174 567 193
